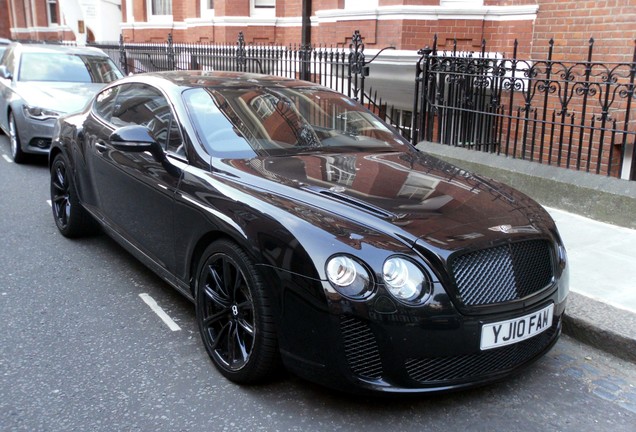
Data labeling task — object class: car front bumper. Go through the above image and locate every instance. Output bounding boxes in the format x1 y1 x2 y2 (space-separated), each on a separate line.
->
277 274 567 394
13 108 57 155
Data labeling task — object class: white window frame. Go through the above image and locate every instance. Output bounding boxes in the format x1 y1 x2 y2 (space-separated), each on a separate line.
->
251 0 275 18
46 0 59 26
147 0 173 22
126 0 134 22
201 0 215 19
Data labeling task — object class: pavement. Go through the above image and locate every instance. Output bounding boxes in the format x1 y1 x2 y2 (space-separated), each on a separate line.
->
546 207 636 363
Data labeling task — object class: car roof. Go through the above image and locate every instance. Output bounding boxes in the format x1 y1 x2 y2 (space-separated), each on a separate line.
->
9 42 110 56
0 38 12 45
126 70 325 91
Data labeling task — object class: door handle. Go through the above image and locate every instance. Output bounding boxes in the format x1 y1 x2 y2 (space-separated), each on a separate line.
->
95 140 108 152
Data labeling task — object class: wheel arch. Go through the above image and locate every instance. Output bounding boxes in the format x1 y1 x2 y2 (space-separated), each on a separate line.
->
187 228 286 319
5 105 14 135
48 146 63 169
6 104 20 131
188 230 253 298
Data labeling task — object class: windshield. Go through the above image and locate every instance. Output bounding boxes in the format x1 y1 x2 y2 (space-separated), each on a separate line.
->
19 52 123 83
183 86 409 157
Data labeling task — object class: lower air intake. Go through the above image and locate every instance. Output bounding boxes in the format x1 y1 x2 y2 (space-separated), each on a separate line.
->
405 322 558 384
340 316 383 380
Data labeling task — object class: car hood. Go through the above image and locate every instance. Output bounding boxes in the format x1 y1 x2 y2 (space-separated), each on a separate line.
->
223 150 556 250
15 82 105 114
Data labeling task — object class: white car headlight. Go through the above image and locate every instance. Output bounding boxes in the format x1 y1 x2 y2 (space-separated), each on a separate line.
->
383 257 431 303
23 105 62 120
326 255 373 299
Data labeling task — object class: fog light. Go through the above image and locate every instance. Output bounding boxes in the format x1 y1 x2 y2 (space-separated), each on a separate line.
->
33 138 51 149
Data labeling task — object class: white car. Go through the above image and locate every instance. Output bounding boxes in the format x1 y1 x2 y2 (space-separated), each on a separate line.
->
0 43 123 163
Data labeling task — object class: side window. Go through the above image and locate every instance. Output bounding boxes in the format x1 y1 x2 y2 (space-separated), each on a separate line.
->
111 83 184 156
93 86 120 122
165 116 184 156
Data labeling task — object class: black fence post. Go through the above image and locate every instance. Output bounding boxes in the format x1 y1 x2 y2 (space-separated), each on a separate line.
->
412 42 434 145
167 33 176 70
624 40 636 180
118 34 128 75
348 30 366 103
300 44 312 82
237 32 247 72
411 35 437 145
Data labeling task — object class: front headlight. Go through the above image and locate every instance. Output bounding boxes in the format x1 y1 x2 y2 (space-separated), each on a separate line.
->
383 257 431 304
326 255 373 299
23 105 62 121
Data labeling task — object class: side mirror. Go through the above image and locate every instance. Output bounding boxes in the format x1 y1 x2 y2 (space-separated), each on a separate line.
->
109 125 181 177
0 65 12 80
109 125 164 158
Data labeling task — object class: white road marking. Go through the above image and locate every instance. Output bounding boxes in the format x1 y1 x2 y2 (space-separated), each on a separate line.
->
2 155 12 163
139 293 182 331
46 200 52 207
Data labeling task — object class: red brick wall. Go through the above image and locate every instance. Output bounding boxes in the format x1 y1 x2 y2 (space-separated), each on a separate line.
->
217 0 249 16
121 0 128 22
278 0 302 17
134 0 147 22
0 0 10 38
482 20 534 58
313 0 344 11
532 0 636 63
10 0 25 29
123 28 169 42
35 0 48 27
275 26 302 45
231 26 278 44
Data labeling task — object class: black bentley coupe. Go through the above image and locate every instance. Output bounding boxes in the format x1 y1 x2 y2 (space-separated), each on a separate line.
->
49 71 568 393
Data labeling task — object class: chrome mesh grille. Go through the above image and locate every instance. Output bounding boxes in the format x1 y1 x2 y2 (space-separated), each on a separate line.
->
405 323 558 384
450 240 554 307
340 316 383 379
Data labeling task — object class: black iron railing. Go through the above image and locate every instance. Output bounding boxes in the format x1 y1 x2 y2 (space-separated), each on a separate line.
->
105 32 356 97
412 36 636 180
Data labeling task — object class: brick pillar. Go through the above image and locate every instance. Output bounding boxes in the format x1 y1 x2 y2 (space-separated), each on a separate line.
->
216 0 249 16
173 0 198 22
0 0 11 38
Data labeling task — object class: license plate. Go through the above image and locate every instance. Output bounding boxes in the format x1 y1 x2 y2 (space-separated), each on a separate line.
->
480 303 554 350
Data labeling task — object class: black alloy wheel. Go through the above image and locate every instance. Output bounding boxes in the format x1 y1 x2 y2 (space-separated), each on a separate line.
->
8 112 26 164
196 240 279 384
50 154 95 238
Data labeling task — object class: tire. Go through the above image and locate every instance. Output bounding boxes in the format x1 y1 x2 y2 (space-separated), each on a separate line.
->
196 240 280 384
50 153 97 238
8 112 27 164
